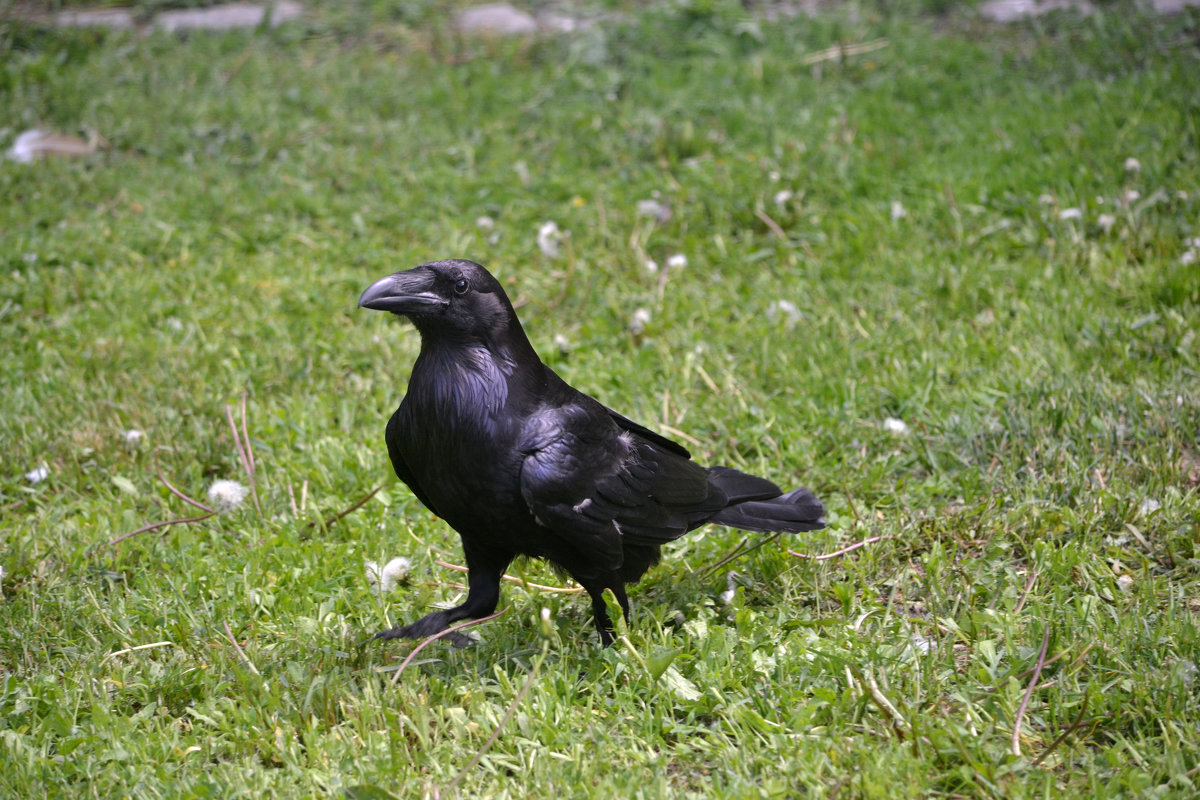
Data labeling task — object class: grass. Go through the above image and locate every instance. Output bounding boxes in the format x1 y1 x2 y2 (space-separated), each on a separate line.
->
2 0 1198 796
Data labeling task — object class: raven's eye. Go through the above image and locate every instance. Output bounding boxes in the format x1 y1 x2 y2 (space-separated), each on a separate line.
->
453 278 469 295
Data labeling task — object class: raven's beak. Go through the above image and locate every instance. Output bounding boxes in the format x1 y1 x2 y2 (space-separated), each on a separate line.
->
358 268 448 314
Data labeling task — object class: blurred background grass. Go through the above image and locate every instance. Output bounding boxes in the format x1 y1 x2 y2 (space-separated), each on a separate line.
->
1 1 1198 797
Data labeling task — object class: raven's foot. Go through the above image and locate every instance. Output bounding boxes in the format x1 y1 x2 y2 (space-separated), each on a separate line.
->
372 623 475 648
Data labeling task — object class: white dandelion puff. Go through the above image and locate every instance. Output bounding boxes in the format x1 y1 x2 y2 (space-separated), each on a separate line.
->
1038 194 1055 205
883 417 910 435
1121 189 1140 207
553 333 570 353
890 201 908 221
537 221 563 258
207 480 249 512
644 259 659 273
1116 574 1134 593
1059 207 1083 221
910 634 934 654
475 215 495 231
666 253 688 270
629 307 651 334
366 557 411 594
773 189 794 207
25 465 49 484
767 299 802 325
122 429 145 447
1097 213 1116 233
1123 157 1141 172
720 572 741 605
636 199 672 223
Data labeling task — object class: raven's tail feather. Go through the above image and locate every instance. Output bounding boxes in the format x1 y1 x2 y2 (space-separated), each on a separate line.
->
710 486 826 533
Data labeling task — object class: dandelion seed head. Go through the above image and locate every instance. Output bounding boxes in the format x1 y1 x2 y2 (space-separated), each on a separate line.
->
1059 207 1083 221
475 215 495 231
636 199 672 223
1097 213 1116 232
1182 250 1197 266
514 160 531 185
25 465 49 484
537 221 563 258
365 557 411 593
629 307 651 335
1121 189 1140 206
883 417 910 435
773 189 794 207
554 333 570 353
207 479 249 512
767 299 802 326
666 253 688 269
890 201 908 221
123 429 145 447
1124 157 1141 172
644 259 659 273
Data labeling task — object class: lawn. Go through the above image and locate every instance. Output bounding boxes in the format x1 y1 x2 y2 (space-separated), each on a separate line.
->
2 1 1198 797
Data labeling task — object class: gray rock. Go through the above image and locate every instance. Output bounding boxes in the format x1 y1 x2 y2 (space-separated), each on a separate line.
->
979 0 1094 23
54 9 136 30
155 2 303 33
455 3 539 36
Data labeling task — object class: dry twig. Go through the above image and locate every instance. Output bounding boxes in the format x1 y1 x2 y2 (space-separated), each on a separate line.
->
1012 625 1052 758
789 535 890 561
444 641 547 795
801 38 890 66
223 621 261 676
434 559 584 594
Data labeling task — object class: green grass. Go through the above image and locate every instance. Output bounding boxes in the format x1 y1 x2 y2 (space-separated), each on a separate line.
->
2 1 1198 796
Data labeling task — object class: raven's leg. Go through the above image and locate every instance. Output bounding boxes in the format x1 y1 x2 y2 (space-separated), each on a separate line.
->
375 543 511 644
578 576 630 647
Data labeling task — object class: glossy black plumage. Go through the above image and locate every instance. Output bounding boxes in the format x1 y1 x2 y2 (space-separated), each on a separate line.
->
359 259 824 645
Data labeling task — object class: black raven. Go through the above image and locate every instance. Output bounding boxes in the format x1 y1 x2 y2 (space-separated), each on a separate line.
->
359 259 824 645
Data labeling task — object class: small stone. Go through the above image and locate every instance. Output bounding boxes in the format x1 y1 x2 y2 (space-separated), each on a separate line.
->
455 3 538 36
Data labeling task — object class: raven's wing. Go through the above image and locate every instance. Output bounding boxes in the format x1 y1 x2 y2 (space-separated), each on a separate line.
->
519 402 726 569
385 409 443 518
605 408 691 459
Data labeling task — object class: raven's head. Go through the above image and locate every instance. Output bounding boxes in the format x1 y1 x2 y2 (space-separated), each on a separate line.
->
359 259 522 346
